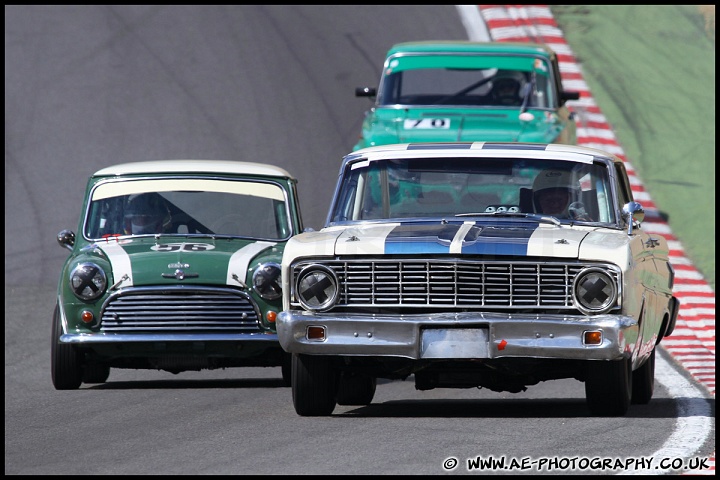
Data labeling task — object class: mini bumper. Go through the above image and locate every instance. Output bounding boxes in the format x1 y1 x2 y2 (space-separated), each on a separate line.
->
60 332 279 344
276 311 639 361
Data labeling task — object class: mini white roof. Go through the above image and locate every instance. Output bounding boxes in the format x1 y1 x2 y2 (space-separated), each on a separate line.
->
93 159 295 179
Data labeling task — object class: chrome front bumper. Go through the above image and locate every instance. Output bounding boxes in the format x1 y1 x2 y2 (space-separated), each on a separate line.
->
276 311 639 361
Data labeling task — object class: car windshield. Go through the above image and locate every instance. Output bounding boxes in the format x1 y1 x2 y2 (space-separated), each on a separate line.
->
84 178 293 240
378 55 554 108
329 156 616 225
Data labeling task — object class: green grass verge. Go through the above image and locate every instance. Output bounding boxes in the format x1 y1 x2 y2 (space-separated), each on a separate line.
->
552 5 715 291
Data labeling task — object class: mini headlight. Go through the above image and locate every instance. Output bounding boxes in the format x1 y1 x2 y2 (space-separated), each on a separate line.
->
252 262 282 300
70 262 107 301
295 264 338 312
573 267 618 314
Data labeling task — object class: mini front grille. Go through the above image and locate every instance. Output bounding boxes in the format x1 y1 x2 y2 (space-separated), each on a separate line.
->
291 259 620 310
100 287 260 333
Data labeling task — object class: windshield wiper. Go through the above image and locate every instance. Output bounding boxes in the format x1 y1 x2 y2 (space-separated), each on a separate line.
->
435 76 493 105
520 70 537 113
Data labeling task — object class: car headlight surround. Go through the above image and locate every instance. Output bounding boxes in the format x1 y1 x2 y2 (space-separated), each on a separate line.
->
69 262 107 301
295 264 339 312
572 267 618 315
252 262 282 300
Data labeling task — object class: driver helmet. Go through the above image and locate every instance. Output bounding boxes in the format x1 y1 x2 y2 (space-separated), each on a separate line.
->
123 193 172 235
532 169 580 215
490 70 526 105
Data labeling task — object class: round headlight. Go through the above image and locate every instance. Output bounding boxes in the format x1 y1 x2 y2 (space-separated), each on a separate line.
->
252 262 282 300
295 265 338 312
573 267 618 314
70 263 107 301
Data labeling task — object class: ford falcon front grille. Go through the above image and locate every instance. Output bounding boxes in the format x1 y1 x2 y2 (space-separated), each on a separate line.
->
100 286 260 333
291 259 620 310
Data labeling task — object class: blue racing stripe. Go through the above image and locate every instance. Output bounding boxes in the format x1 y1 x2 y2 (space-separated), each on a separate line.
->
461 224 536 255
383 222 539 255
406 143 473 150
384 223 457 253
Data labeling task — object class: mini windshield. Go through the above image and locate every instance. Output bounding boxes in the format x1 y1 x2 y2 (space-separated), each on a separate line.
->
84 178 293 240
329 157 616 225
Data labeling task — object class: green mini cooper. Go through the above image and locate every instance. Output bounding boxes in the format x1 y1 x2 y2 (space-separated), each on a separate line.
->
353 41 580 150
52 160 304 389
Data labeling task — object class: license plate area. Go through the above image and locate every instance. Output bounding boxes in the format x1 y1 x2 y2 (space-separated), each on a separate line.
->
420 328 489 359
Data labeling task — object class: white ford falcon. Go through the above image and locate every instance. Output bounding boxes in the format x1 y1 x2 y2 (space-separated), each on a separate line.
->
277 142 679 417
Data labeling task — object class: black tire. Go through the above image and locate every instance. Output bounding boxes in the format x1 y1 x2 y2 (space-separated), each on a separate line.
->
280 352 292 387
336 372 377 406
291 353 338 416
82 364 110 384
51 304 83 390
631 348 656 405
585 357 632 416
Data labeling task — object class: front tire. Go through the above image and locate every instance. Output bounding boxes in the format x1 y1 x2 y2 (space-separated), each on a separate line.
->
336 372 377 406
585 357 632 416
631 348 656 405
280 352 292 387
51 305 82 390
82 364 110 384
291 353 337 416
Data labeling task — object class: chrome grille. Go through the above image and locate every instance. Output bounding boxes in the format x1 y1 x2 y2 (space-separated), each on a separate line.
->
292 259 620 309
100 286 260 333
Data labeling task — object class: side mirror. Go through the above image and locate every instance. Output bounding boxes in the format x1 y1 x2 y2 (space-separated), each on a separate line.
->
355 87 377 98
622 201 645 235
57 229 75 251
560 90 580 105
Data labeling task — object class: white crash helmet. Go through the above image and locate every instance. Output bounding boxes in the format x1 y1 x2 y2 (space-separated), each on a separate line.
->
532 169 581 212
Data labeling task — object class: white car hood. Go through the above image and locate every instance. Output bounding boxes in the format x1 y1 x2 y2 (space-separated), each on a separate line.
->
283 221 627 264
